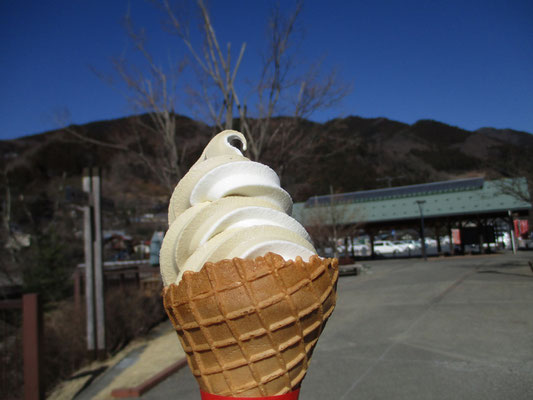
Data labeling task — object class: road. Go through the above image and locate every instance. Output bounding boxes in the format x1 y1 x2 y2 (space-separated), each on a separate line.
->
141 252 533 400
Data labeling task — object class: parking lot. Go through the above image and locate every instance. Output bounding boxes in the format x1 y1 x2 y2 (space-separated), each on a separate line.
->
143 252 533 399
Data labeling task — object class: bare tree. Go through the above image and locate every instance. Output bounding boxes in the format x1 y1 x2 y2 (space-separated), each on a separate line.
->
112 9 192 190
303 187 364 258
495 177 531 205
158 0 350 177
70 0 349 190
160 0 245 132
58 7 197 191
0 165 33 286
491 144 533 205
0 165 72 297
237 2 349 172
0 167 19 288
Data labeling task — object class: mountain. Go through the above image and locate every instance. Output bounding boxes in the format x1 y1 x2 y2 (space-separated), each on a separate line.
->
298 117 533 200
1 114 531 227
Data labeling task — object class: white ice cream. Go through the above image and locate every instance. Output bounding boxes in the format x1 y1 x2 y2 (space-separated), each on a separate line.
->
160 130 316 286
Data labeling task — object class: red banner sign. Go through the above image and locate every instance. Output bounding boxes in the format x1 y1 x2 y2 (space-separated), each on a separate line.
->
451 228 461 245
514 220 529 238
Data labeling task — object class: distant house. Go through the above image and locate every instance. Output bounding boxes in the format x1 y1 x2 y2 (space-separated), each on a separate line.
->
5 231 31 250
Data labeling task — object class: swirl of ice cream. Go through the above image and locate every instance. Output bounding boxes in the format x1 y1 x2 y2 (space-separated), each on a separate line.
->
159 130 316 286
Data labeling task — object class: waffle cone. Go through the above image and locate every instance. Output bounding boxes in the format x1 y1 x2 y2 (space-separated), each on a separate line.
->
163 252 338 397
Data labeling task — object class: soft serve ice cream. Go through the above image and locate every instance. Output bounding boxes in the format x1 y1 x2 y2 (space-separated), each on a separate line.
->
159 130 316 285
160 130 338 398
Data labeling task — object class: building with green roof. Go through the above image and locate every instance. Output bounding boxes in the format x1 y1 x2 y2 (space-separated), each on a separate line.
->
293 177 530 256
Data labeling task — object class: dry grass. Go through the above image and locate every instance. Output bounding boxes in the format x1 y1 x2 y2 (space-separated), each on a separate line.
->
43 283 166 396
47 321 184 400
104 284 165 353
93 325 184 399
43 301 87 392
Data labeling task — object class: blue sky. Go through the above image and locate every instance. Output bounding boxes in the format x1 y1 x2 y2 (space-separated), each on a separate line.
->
1 0 532 140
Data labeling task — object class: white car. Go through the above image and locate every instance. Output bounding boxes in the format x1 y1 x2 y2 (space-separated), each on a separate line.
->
424 238 438 247
401 240 421 250
351 243 370 256
392 241 411 252
373 240 403 256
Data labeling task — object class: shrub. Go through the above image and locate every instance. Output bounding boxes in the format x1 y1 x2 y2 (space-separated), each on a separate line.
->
104 285 166 353
43 301 87 393
22 230 73 304
42 284 165 395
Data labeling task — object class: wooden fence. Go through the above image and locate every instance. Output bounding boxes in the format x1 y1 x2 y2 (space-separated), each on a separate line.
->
0 293 43 400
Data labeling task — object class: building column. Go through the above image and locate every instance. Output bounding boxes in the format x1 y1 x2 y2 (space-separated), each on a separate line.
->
459 221 466 254
477 216 485 254
369 230 376 259
435 222 442 255
447 219 455 256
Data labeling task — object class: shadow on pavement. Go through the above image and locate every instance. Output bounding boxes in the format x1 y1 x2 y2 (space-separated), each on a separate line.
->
477 270 533 279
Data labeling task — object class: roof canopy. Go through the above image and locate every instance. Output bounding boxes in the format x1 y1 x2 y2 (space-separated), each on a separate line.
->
294 177 531 227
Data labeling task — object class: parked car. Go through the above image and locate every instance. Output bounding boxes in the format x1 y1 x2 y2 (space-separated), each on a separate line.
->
401 240 421 250
373 240 403 256
392 241 411 252
424 238 438 247
352 243 370 256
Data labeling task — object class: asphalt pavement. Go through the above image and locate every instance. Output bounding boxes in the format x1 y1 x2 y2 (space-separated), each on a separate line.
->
125 252 533 399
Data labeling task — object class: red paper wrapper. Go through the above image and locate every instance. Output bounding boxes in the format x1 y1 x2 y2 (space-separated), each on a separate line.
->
200 389 300 400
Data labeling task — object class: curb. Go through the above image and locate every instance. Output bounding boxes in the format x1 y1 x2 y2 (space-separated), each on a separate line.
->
111 357 188 398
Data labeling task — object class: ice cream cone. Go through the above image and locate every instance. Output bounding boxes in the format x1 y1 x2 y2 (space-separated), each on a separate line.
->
163 252 338 398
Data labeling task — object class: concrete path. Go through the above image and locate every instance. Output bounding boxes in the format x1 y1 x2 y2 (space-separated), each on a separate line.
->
50 322 185 400
137 252 533 399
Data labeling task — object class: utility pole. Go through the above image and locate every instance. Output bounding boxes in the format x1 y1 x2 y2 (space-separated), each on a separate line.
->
416 200 427 261
91 168 106 359
508 210 517 254
329 185 338 258
81 168 106 359
82 169 95 355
